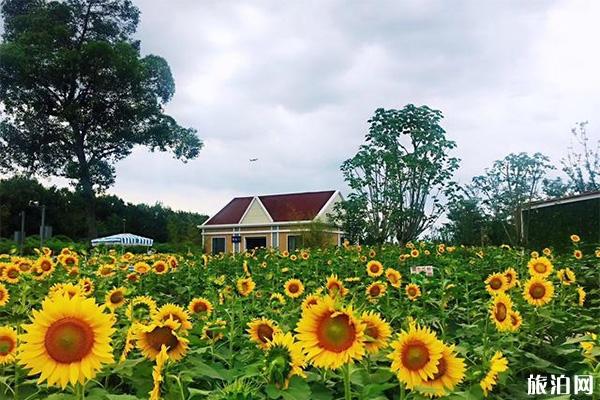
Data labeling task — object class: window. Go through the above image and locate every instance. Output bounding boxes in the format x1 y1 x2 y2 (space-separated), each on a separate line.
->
287 235 302 252
245 236 266 250
212 237 225 254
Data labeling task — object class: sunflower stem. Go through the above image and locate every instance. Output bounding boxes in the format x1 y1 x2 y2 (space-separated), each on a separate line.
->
342 363 351 400
399 379 406 400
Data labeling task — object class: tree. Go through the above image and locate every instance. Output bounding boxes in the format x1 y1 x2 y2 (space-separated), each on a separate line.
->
470 152 553 245
443 197 487 246
561 121 600 193
340 105 459 244
0 0 203 238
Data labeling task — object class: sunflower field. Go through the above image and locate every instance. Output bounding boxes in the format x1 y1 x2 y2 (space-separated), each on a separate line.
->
0 238 599 400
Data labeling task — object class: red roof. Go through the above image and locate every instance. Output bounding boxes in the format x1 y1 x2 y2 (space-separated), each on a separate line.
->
204 190 337 225
204 197 252 225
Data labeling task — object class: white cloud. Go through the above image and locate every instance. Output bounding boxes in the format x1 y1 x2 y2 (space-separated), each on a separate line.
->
84 0 600 216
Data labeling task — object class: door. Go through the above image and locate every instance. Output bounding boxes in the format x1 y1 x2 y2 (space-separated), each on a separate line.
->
245 236 266 250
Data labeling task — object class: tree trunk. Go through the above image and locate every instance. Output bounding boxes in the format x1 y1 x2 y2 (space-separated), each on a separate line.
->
81 180 98 239
74 139 98 239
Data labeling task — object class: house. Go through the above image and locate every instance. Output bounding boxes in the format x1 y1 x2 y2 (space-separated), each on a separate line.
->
521 191 600 250
201 190 343 254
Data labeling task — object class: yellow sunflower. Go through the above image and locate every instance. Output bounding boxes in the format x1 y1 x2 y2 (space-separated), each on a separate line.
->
126 272 140 283
385 268 402 288
264 332 306 389
570 234 581 243
0 284 9 307
19 294 115 388
366 260 384 277
489 293 513 332
368 249 377 258
405 283 422 301
485 273 508 295
105 287 128 311
301 294 321 310
480 351 508 397
325 274 349 298
35 256 55 275
361 311 392 354
542 247 552 256
49 283 83 300
284 279 305 298
60 254 79 269
388 323 445 389
134 262 151 274
557 268 576 285
3 265 20 284
126 296 158 322
152 260 169 275
574 250 583 260
0 326 17 365
78 278 95 296
96 264 115 277
188 297 213 317
154 304 192 331
523 277 554 307
527 256 554 278
237 277 256 297
503 268 518 289
247 317 281 349
135 318 189 361
410 249 420 258
295 295 365 369
417 343 466 398
577 286 586 306
366 281 387 300
507 310 522 332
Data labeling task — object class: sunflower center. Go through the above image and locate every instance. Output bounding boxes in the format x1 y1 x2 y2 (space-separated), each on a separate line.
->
401 341 430 371
7 269 18 279
288 284 299 293
146 326 179 351
194 302 208 313
257 324 274 343
408 288 417 296
110 292 124 304
369 265 379 273
0 291 4 300
510 314 519 326
490 278 502 290
505 274 512 284
495 303 508 322
40 261 52 271
369 286 381 297
45 317 95 363
66 258 75 265
530 283 546 299
317 313 356 352
365 325 380 340
156 264 165 272
0 336 15 355
534 263 547 273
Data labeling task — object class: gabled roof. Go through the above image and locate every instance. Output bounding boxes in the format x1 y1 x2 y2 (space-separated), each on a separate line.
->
203 190 338 226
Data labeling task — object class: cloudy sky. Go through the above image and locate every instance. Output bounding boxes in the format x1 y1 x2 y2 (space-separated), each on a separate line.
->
56 1 600 215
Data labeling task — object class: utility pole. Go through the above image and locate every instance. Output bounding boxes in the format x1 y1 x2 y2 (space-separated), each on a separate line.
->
40 204 46 249
19 210 25 255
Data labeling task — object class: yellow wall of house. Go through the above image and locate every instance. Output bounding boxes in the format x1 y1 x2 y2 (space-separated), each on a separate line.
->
203 229 341 254
239 199 271 224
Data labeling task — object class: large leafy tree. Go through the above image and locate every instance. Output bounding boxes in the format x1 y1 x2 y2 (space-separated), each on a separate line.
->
340 105 459 244
0 0 202 238
470 152 553 245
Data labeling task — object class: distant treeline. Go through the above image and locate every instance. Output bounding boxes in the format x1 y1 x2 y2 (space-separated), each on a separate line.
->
0 176 208 244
